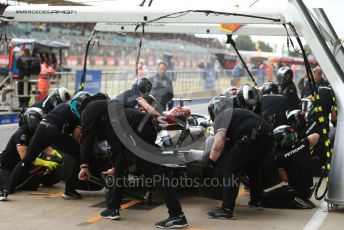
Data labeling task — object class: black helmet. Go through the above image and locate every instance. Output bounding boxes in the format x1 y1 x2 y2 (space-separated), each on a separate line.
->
208 95 234 121
132 77 152 96
23 107 44 132
223 87 238 97
43 87 72 108
261 82 278 95
273 125 297 152
287 110 307 134
70 91 92 119
277 67 293 87
236 84 260 111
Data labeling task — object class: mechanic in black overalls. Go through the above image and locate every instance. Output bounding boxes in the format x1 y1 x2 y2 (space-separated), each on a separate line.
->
4 91 91 200
205 85 266 192
276 67 300 112
261 125 319 209
306 85 337 176
235 84 262 115
0 107 61 200
203 97 274 220
78 77 188 229
260 82 288 128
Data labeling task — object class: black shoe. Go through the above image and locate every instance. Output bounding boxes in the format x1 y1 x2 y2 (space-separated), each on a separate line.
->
100 209 120 220
0 190 8 201
207 208 235 220
62 190 82 200
293 197 314 209
248 200 263 210
155 214 188 229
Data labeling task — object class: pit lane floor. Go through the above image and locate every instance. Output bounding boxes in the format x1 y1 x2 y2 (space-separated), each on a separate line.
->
0 104 343 230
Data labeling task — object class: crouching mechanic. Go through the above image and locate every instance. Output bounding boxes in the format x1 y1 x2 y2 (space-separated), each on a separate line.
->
3 91 91 200
261 125 319 209
0 107 62 200
78 77 188 228
203 96 274 220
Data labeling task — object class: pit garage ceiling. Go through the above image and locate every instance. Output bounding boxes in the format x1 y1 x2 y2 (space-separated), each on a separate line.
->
8 0 85 6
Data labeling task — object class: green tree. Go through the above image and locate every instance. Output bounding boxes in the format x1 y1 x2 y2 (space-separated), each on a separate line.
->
257 41 273 52
288 44 312 57
234 35 255 51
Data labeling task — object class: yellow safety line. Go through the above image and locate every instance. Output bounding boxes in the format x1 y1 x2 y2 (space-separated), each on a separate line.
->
30 191 63 198
120 199 141 209
82 199 142 225
45 192 64 198
238 187 247 196
85 215 102 223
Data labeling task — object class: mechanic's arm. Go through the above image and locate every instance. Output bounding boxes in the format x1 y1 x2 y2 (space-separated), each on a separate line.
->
307 133 320 150
43 147 54 156
137 97 160 116
72 126 82 142
209 129 227 162
42 147 62 159
16 145 28 160
331 107 337 126
78 124 95 181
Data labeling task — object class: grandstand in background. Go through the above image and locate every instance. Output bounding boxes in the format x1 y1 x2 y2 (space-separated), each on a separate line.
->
0 22 228 70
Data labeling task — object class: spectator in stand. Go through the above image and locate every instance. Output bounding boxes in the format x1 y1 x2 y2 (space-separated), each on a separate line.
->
258 61 267 84
232 62 244 87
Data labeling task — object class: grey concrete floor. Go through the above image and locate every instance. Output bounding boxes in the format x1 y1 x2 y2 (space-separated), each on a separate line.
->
0 183 339 230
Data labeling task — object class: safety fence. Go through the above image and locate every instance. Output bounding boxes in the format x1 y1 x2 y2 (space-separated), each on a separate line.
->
53 69 263 97
0 69 268 112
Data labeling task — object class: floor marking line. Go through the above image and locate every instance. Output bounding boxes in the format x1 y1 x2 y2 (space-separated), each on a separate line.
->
45 192 64 198
303 201 328 230
85 215 103 223
82 199 141 225
238 187 247 196
120 199 141 209
30 191 63 198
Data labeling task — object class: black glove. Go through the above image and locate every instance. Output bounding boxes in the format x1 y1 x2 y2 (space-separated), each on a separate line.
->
201 158 217 179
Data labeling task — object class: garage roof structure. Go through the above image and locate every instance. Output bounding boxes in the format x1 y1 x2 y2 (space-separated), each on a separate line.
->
4 0 85 6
